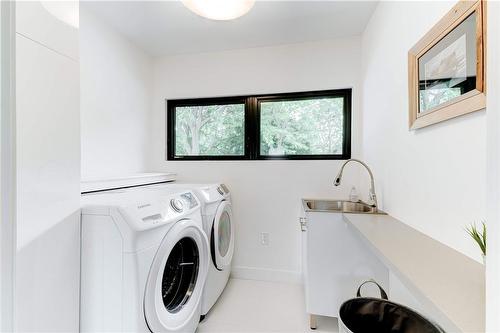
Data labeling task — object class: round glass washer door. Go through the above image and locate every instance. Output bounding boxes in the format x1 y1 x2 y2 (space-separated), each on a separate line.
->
211 201 235 271
144 219 209 332
162 237 199 313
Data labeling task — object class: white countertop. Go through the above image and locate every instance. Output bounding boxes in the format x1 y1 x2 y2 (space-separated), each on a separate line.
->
343 213 485 333
81 172 177 193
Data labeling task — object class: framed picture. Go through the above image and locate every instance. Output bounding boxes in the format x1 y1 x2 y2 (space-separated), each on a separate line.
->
408 0 486 130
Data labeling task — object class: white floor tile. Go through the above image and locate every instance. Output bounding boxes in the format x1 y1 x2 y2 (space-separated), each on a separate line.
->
197 278 339 333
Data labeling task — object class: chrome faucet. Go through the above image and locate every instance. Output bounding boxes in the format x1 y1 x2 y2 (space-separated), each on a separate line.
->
334 159 378 208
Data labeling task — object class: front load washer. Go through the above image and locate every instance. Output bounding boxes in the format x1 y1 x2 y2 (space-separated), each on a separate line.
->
143 183 234 317
80 186 208 333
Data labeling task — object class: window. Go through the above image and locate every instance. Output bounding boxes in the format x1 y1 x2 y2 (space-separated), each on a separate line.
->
174 103 245 156
167 89 351 160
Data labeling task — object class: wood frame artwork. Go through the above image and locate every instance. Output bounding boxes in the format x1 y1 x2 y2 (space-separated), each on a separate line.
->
408 0 486 130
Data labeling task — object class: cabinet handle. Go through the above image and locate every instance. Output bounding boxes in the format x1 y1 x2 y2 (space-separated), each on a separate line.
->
299 217 307 232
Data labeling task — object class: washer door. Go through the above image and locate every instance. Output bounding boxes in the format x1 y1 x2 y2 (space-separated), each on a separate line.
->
211 201 235 271
144 219 208 332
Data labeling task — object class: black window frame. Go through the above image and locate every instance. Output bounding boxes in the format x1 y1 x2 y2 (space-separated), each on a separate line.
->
166 89 352 161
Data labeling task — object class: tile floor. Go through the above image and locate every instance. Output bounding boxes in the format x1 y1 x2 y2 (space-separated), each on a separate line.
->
197 278 339 333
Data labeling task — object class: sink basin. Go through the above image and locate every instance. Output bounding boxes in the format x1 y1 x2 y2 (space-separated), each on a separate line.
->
302 199 385 214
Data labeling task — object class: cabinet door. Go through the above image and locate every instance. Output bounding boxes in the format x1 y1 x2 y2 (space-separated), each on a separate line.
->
16 1 78 60
304 212 388 317
15 32 80 332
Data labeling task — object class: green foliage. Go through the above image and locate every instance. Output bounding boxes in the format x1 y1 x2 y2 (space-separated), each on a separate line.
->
175 104 244 156
466 221 486 257
174 98 344 157
260 98 343 155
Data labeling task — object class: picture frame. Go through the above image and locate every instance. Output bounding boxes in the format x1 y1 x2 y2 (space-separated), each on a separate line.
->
408 0 486 130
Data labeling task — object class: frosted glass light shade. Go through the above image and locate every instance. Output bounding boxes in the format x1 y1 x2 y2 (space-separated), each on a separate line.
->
41 1 79 28
182 0 255 21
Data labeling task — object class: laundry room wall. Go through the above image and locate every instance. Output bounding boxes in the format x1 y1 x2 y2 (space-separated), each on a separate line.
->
486 2 500 330
360 0 486 263
80 7 152 180
149 38 364 282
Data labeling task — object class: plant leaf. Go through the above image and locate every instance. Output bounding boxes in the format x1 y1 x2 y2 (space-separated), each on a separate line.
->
466 222 486 257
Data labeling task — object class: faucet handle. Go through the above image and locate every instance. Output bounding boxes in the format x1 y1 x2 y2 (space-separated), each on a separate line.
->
368 191 377 207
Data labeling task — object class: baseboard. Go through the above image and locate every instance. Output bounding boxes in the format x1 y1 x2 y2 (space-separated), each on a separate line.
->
231 266 302 284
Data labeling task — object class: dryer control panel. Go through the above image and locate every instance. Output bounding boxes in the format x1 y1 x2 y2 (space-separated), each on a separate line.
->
219 183 230 194
198 184 230 205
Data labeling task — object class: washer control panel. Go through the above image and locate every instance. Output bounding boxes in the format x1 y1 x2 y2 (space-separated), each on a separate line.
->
180 192 198 209
120 191 200 230
170 198 184 212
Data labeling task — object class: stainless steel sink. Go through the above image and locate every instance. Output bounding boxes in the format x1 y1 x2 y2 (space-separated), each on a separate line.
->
302 199 385 214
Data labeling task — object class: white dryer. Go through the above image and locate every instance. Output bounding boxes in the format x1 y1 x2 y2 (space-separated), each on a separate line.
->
144 183 235 318
193 184 234 318
80 186 209 333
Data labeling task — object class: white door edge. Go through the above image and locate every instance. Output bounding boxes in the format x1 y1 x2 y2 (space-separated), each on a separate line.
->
0 2 16 331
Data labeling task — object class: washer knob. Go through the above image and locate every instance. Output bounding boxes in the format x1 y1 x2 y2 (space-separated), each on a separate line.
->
217 186 224 195
170 199 184 212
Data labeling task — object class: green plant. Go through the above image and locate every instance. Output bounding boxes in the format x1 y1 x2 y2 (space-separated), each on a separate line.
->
466 222 486 257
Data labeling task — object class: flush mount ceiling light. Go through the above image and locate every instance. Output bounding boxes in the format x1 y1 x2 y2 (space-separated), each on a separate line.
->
41 1 79 28
182 0 255 21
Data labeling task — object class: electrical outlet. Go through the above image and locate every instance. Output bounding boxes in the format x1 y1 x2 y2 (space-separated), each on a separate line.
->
260 232 270 246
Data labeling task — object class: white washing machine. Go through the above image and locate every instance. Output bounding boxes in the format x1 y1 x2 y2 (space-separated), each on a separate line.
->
80 185 209 332
144 183 234 318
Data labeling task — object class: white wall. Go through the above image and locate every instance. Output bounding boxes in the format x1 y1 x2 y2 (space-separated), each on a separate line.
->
486 2 500 331
15 2 80 331
80 7 152 179
361 1 486 262
149 38 364 282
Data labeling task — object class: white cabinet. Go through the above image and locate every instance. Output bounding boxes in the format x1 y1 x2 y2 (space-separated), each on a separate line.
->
16 1 78 60
301 210 388 319
15 2 80 332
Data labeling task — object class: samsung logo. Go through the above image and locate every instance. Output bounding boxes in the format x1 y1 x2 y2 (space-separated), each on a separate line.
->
137 204 151 209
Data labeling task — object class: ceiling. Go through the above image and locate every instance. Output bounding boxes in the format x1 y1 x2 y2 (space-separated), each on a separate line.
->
82 1 378 57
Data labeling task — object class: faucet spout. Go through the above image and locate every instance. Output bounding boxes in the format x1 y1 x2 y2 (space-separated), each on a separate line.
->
334 159 378 208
